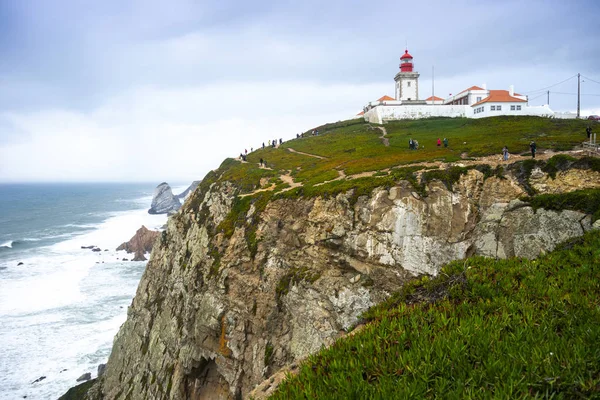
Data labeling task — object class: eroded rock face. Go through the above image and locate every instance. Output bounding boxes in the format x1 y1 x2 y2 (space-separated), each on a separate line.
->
116 226 160 262
148 183 181 215
91 168 597 400
530 168 600 194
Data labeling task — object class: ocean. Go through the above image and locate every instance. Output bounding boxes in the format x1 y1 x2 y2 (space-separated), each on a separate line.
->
0 183 185 400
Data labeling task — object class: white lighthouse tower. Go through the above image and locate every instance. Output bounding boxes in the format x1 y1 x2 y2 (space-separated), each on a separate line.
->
394 49 423 103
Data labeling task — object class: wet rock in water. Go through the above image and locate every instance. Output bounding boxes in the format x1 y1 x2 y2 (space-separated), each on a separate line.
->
122 258 128 261
17 262 24 266
76 373 91 382
81 245 95 249
92 248 101 252
60 369 68 373
147 183 181 214
31 376 46 384
117 226 159 261
104 249 108 251
132 252 147 261
97 364 106 378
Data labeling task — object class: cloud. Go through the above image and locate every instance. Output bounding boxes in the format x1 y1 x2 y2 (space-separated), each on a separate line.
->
0 80 387 182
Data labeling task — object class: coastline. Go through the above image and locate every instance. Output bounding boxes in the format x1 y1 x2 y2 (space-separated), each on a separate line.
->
0 183 185 400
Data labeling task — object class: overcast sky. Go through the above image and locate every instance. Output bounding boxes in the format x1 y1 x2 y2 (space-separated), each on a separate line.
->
1 0 599 182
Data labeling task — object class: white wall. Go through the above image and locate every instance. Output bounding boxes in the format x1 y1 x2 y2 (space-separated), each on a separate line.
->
471 103 554 119
363 103 556 124
554 112 578 119
364 104 469 124
401 78 418 101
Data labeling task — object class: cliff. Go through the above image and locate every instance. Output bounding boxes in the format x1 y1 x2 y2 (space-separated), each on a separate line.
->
87 157 599 399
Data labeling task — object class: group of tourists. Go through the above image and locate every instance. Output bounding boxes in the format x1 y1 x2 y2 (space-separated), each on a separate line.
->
261 138 283 149
501 140 536 161
409 137 449 150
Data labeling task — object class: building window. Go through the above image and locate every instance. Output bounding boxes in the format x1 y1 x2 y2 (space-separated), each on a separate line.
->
511 105 515 110
497 105 502 111
491 106 496 111
517 105 522 110
477 97 482 102
407 82 411 87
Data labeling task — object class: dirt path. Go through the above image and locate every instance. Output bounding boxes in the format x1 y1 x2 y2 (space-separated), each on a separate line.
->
377 126 389 147
236 148 589 198
287 147 328 160
314 170 346 187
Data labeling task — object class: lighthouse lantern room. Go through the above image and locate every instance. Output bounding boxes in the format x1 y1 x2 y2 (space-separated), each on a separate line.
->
394 49 421 102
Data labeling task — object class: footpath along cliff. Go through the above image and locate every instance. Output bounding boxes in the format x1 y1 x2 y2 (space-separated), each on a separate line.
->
70 117 600 400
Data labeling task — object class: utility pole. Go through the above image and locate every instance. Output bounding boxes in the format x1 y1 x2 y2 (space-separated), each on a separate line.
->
547 90 549 105
432 66 435 103
577 73 581 118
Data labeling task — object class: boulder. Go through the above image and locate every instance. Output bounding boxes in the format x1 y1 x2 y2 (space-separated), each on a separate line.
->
76 373 91 382
148 183 181 215
31 376 46 384
17 262 23 266
97 364 106 378
116 226 160 261
92 248 101 252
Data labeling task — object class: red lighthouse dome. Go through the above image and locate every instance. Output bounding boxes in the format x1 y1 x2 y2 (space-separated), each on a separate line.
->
400 49 414 72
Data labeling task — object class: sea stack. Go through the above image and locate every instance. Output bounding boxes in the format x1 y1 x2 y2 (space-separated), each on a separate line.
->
147 183 181 215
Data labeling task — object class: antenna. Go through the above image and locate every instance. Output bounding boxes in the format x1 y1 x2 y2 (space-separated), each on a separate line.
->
432 66 435 103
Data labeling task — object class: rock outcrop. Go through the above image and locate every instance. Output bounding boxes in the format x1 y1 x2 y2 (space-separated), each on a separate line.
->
176 181 202 199
148 183 181 215
88 165 599 400
116 226 160 262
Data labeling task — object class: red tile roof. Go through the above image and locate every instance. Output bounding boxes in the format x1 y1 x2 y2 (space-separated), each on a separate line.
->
425 96 445 101
456 86 485 96
357 111 365 116
377 95 396 102
471 90 527 107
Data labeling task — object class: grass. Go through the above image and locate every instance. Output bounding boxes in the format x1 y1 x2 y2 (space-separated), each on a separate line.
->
269 229 600 399
207 116 589 198
523 188 600 222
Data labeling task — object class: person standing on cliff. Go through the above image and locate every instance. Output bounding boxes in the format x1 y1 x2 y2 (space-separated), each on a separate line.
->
437 138 441 147
502 146 509 161
409 138 413 150
587 126 592 139
443 137 449 148
530 141 537 158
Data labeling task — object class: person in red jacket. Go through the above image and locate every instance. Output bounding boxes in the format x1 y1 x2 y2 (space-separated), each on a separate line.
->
437 138 441 147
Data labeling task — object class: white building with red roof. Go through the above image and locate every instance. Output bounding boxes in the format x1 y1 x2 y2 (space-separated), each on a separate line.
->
362 49 555 123
425 96 445 105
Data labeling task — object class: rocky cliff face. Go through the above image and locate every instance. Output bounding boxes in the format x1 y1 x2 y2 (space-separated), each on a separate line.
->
90 165 598 400
148 183 182 215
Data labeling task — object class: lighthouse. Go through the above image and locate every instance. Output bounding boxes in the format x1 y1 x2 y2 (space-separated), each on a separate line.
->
394 49 422 102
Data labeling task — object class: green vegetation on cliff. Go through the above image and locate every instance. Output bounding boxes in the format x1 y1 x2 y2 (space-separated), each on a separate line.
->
204 116 589 198
270 230 600 399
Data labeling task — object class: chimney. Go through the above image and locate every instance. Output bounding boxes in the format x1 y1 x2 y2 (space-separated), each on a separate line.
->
509 85 514 96
482 83 487 90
